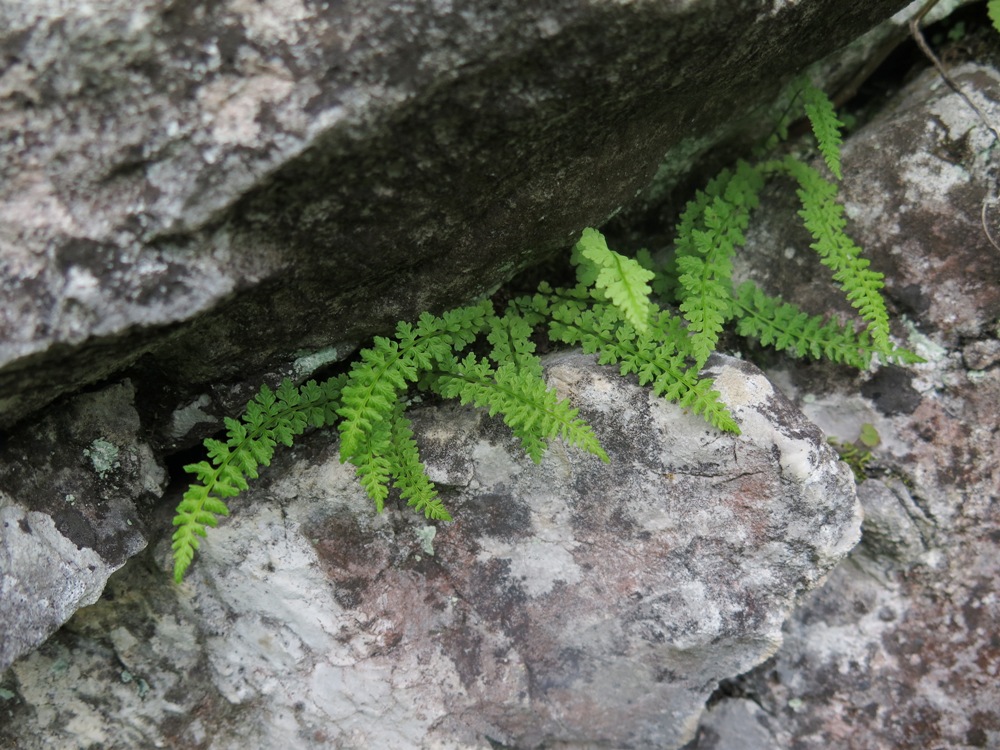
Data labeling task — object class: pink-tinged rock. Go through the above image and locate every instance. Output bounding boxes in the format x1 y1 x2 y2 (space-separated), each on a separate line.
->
1 352 859 749
689 59 1000 750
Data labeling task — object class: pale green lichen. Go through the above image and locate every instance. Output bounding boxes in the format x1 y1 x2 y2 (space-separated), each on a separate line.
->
84 439 119 478
415 525 436 556
904 318 947 363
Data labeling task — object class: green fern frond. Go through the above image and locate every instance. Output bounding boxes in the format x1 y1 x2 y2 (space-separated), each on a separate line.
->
731 281 878 368
802 84 844 180
171 69 926 588
337 300 492 505
487 311 544 379
773 156 892 354
672 168 735 260
573 227 655 333
674 160 765 366
384 405 453 520
432 352 609 464
545 296 740 434
172 375 346 582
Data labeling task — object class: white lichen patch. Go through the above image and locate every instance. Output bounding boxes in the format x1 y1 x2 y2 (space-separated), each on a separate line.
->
767 0 802 15
892 0 964 26
198 75 296 148
904 318 948 364
291 345 346 380
476 532 583 598
900 151 969 209
711 365 774 409
168 394 213 440
470 440 522 488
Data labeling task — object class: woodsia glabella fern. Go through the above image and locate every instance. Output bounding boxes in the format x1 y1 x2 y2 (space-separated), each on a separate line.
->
172 82 920 582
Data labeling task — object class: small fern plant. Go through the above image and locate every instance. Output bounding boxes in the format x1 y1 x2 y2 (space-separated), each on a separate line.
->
171 82 919 582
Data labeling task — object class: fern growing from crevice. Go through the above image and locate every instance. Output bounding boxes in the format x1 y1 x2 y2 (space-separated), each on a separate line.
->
171 377 345 582
172 81 920 582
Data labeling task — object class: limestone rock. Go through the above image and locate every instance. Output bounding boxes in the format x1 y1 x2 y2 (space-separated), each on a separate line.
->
0 353 859 749
688 59 1000 750
0 380 166 673
0 0 909 430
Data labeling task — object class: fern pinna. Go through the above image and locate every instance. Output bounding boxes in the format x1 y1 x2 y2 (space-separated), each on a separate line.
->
172 82 919 582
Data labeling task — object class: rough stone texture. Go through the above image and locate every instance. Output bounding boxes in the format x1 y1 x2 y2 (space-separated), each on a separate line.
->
686 60 1000 750
0 353 859 749
0 380 167 673
0 0 910 431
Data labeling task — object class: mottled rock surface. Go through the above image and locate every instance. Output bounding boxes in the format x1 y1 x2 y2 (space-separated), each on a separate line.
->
687 59 1000 750
0 381 166 673
0 353 859 749
0 0 909 430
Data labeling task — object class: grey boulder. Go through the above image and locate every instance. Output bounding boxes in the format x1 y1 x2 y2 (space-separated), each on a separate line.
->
0 0 908 430
0 380 166 673
1 353 859 749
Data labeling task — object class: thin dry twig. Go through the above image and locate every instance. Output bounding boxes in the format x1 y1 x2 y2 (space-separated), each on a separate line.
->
909 0 1000 144
981 189 1000 252
911 0 1000 253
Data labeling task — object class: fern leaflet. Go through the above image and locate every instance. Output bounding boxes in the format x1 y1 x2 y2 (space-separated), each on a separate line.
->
573 227 655 333
432 352 609 463
731 281 878 368
337 301 492 503
533 288 740 434
383 403 452 519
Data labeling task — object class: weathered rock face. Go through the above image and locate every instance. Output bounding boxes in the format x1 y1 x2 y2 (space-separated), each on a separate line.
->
0 0 910 430
0 380 166 673
0 353 859 749
687 59 1000 749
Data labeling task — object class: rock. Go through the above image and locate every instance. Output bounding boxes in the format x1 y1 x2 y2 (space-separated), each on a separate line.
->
0 0 909 430
686 698 781 750
962 336 1000 370
687 59 1000 749
856 477 929 564
0 353 859 749
0 380 166 673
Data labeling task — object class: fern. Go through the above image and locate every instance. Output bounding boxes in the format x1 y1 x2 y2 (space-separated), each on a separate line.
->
573 227 656 332
523 286 740 434
802 84 844 179
171 376 345 582
731 281 879 368
383 403 452 519
432 352 609 463
172 80 920 583
674 160 765 366
767 156 893 354
336 302 492 511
